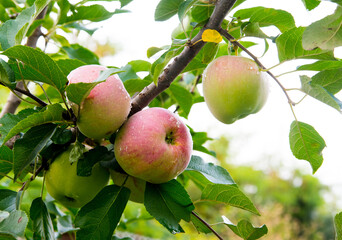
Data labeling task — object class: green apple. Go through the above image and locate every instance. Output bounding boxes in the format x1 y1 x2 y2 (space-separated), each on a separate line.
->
45 146 110 208
114 107 193 184
110 170 145 203
67 65 131 140
202 55 268 124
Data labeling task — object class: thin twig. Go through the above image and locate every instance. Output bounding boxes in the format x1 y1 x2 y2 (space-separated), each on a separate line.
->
0 82 48 107
19 164 45 191
218 28 295 106
191 211 224 240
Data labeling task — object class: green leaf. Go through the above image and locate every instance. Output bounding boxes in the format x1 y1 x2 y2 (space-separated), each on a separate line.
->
301 0 320 10
75 185 130 240
0 210 28 238
124 79 151 96
234 7 295 33
300 75 342 111
64 22 98 35
191 3 214 23
178 0 196 21
62 5 121 24
77 146 114 177
120 0 133 8
297 60 342 71
335 212 342 240
69 141 85 164
154 0 183 21
0 4 9 22
302 6 342 50
242 22 269 38
57 215 78 235
2 45 68 94
127 60 151 72
13 123 56 180
62 44 100 64
117 64 139 82
188 127 215 157
151 48 179 85
2 104 68 145
55 59 86 76
30 198 55 240
0 0 16 8
167 83 193 118
201 184 260 215
144 180 195 234
276 27 335 62
0 108 38 145
0 189 16 212
0 0 50 50
0 146 13 180
223 217 268 240
311 69 342 94
147 46 164 58
186 155 235 185
0 59 15 88
201 42 219 64
289 121 326 173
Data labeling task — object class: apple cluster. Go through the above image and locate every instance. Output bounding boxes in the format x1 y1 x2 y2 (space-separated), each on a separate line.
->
45 65 193 207
46 55 267 208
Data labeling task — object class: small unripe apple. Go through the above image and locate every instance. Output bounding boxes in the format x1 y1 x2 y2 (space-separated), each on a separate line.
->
202 55 268 124
45 146 110 208
114 107 193 184
110 170 145 203
67 65 131 140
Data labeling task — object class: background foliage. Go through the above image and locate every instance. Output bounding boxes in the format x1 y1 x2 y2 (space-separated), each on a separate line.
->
0 0 342 239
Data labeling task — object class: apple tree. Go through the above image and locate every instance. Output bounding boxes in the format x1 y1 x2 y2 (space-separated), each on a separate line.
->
0 0 341 239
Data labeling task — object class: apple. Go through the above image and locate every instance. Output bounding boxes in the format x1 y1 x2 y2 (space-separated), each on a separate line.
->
114 107 193 184
202 55 268 124
67 65 131 140
110 170 146 203
45 146 110 208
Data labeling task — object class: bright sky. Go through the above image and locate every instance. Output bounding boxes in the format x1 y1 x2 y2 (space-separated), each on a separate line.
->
90 0 342 208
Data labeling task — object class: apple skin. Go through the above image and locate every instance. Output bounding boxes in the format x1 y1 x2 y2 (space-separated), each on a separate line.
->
110 170 146 203
45 146 110 208
114 107 193 184
202 55 268 124
67 65 131 140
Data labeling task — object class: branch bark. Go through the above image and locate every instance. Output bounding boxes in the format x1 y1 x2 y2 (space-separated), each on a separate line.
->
0 7 48 118
129 0 237 116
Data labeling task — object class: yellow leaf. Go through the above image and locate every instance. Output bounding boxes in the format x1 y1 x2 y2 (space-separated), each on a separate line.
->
202 29 222 43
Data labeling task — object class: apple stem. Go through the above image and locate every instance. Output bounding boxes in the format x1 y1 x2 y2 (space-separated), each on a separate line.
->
191 211 224 240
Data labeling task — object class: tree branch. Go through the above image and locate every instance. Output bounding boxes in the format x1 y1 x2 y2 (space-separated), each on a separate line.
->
129 0 237 116
0 7 48 118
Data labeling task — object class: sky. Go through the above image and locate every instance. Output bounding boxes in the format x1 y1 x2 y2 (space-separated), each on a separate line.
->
87 0 342 208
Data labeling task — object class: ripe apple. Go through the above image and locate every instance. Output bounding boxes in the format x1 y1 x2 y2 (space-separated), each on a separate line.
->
67 65 131 140
114 107 193 184
45 146 110 208
202 55 268 124
110 170 146 203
